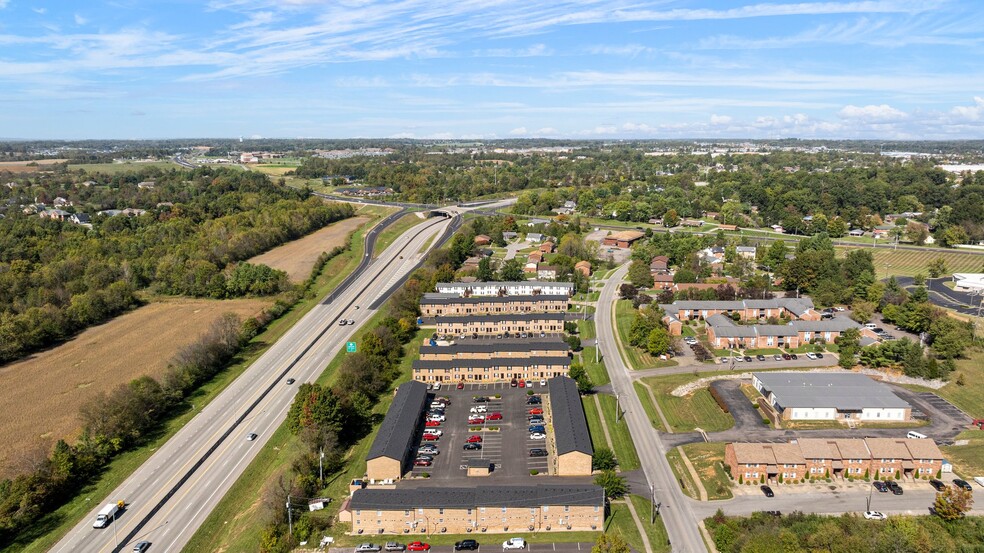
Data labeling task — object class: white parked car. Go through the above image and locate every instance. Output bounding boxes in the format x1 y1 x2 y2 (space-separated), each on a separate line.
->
863 511 887 520
502 538 526 550
529 432 546 440
425 430 443 436
805 352 817 360
426 415 446 422
470 406 488 414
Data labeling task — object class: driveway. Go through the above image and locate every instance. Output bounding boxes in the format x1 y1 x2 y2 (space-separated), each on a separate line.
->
893 276 983 316
709 380 764 431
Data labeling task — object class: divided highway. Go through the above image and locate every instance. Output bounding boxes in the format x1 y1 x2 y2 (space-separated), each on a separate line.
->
53 211 458 553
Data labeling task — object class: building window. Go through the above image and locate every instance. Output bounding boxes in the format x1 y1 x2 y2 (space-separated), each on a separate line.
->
405 510 410 516
377 511 382 516
439 509 444 515
565 506 570 512
356 510 361 516
502 507 507 513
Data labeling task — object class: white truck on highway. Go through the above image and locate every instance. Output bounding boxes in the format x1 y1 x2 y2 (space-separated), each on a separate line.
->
93 501 123 528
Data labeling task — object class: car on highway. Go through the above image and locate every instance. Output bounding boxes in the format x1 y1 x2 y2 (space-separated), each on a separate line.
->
348 319 356 325
455 539 480 551
463 443 482 450
863 511 887 520
246 433 258 441
413 459 431 467
760 485 774 497
529 448 547 457
466 435 483 443
530 432 546 440
425 420 441 427
339 320 348 326
285 378 296 385
502 538 526 550
529 408 544 415
407 542 430 551
873 481 889 493
132 542 151 553
419 445 439 455
385 542 406 551
487 412 503 421
886 481 903 495
953 479 973 491
356 544 382 553
930 479 947 491
756 354 766 361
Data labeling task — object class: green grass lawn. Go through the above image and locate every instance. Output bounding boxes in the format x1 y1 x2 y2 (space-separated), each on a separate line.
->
902 347 984 419
615 300 675 370
578 318 597 341
374 212 424 256
597 394 641 471
941 430 984 479
681 325 697 337
634 382 662 429
582 396 610 455
606 496 670 553
68 160 182 174
13 210 391 553
835 246 984 279
786 343 828 354
743 348 783 356
681 443 734 500
666 447 701 500
580 347 610 386
641 374 735 433
628 494 670 552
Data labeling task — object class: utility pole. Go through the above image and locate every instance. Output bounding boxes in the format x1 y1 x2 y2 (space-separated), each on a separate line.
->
319 448 324 486
596 341 600 364
615 394 621 423
650 484 656 524
286 497 293 540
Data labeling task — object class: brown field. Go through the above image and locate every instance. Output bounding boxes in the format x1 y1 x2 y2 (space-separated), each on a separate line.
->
0 159 69 173
247 216 368 281
0 297 270 479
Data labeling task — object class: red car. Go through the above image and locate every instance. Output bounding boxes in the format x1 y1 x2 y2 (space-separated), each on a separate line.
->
487 412 503 421
413 459 431 467
518 379 526 388
457 382 465 389
468 417 485 425
424 420 441 427
529 408 544 415
407 542 431 552
466 435 483 443
422 433 440 441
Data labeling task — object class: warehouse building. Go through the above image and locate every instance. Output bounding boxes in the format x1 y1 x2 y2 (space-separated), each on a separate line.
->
753 372 912 422
435 313 566 337
420 293 569 317
435 281 574 297
601 230 646 248
341 485 605 534
548 376 594 476
365 381 429 482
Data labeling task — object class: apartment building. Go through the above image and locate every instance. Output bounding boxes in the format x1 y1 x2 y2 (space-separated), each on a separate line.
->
365 381 429 483
725 438 943 482
412 357 570 383
660 298 820 334
435 281 574 297
548 376 594 476
420 294 569 317
704 314 873 349
342 485 605 535
434 313 567 337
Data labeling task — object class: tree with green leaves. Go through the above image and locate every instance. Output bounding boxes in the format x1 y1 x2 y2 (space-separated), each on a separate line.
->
591 533 629 553
568 362 593 393
933 485 974 521
628 260 654 288
497 258 525 281
476 257 494 281
646 326 671 356
927 257 948 278
594 470 628 499
591 447 618 471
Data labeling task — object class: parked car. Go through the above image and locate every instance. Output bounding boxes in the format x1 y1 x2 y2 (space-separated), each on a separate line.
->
835 306 846 312
422 434 440 441
886 481 903 495
463 443 482 450
789 354 798 360
425 420 441 427
529 448 548 457
356 544 382 553
815 353 824 359
455 540 480 551
424 430 443 436
773 354 782 361
430 401 448 409
415 455 434 462
929 479 947 491
863 511 887 520
539 379 547 386
806 352 817 360
433 382 441 390
385 542 406 551
756 354 766 361
733 355 743 363
781 353 792 360
873 481 889 493
529 408 544 415
418 445 439 455
953 479 973 491
760 485 774 497
426 415 445 423
457 382 465 389
470 406 488 414
474 396 489 403
413 459 431 467
407 542 430 552
720 357 729 363
487 412 503 421
510 379 518 387
502 538 526 550
527 396 542 404
468 417 486 424
743 356 753 363
529 432 546 440
466 435 483 443
528 418 545 425
518 379 526 388
528 425 545 433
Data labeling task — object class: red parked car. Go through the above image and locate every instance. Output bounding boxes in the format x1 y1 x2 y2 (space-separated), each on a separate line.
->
468 416 485 424
422 433 440 441
457 382 465 389
424 420 441 427
407 542 431 552
413 459 431 467
518 379 526 388
466 435 483 443
487 412 503 421
529 408 544 415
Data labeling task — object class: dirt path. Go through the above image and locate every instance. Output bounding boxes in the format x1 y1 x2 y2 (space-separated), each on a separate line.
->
247 216 368 281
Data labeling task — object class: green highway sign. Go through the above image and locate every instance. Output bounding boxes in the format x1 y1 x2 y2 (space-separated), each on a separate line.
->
346 341 357 353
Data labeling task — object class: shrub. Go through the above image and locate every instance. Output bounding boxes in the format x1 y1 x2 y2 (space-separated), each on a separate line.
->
738 474 744 484
530 469 539 476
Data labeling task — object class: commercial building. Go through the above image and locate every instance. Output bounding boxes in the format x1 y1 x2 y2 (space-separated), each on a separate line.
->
952 273 984 293
341 485 605 535
753 372 912 422
420 294 569 317
435 313 567 337
435 281 574 297
365 381 429 483
548 376 594 476
601 230 646 248
725 438 943 482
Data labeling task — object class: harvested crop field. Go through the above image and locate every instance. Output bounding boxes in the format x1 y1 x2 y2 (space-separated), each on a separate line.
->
0 159 68 173
0 297 270 479
247 216 368 281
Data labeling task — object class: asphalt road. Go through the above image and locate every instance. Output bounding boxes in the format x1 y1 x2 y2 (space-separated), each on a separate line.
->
52 212 459 553
597 265 707 552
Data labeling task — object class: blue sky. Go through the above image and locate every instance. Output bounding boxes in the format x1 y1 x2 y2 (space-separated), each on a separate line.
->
1 0 983 140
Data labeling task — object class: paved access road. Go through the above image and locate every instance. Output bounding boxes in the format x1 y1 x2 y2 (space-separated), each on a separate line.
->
52 212 461 553
597 265 707 552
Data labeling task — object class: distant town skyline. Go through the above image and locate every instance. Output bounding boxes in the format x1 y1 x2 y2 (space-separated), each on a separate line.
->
2 0 983 140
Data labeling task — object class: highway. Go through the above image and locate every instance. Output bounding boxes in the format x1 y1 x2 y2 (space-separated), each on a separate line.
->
52 209 462 553
596 264 707 552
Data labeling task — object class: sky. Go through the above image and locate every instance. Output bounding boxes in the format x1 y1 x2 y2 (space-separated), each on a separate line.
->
1 0 983 140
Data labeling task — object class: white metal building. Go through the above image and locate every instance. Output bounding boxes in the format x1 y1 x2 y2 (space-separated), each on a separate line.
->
752 372 912 422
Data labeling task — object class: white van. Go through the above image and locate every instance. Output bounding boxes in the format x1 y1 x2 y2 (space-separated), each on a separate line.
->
864 323 877 330
907 431 927 439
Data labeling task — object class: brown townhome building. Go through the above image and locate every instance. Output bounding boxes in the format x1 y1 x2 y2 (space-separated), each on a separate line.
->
435 313 567 337
420 294 570 317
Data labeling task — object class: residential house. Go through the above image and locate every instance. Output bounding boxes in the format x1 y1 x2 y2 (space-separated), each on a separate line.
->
40 208 70 221
601 230 645 248
137 181 155 189
537 265 559 280
474 234 492 246
503 231 518 241
574 260 592 277
724 443 806 483
526 232 545 243
849 228 865 237
69 213 91 226
539 241 556 254
649 255 670 273
735 246 756 259
527 218 550 227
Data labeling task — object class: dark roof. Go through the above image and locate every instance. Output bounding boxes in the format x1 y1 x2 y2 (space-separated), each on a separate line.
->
413 356 571 370
421 294 569 306
467 458 491 469
419 338 569 355
435 313 567 324
350 485 603 510
548 376 593 457
366 381 428 462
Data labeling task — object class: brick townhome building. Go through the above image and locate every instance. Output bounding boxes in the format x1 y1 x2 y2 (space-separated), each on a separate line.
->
725 438 943 483
420 294 569 317
435 281 573 297
435 312 567 337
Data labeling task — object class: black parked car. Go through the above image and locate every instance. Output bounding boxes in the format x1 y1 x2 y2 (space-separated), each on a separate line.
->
474 396 489 403
455 540 480 551
529 448 548 457
886 481 903 495
953 479 973 491
743 356 753 363
760 485 774 497
930 479 947 492
463 443 482 450
873 481 889 493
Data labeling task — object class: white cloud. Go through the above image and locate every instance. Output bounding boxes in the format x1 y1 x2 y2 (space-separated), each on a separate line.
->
32 7 47 14
584 44 653 57
950 96 984 121
509 126 528 135
476 44 552 58
534 127 558 135
710 114 733 125
74 14 89 25
839 104 907 121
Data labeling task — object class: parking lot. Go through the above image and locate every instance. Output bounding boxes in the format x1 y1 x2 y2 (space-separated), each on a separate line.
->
407 383 556 483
